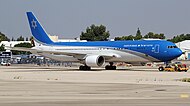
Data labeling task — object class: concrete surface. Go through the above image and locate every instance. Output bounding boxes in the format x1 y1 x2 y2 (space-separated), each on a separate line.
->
0 65 190 106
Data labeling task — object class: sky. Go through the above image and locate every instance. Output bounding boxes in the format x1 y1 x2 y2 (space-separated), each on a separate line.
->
0 0 190 39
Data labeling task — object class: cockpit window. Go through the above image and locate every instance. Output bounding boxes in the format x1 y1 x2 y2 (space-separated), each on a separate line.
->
168 46 178 49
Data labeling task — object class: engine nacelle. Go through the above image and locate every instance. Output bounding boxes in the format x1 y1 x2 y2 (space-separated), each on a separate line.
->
85 55 105 67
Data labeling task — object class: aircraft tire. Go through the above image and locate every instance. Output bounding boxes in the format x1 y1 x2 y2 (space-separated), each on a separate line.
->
105 65 117 70
79 66 91 70
158 67 164 71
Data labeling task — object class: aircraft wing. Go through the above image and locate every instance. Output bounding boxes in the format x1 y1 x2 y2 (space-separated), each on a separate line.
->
5 46 37 52
5 46 83 56
5 46 120 60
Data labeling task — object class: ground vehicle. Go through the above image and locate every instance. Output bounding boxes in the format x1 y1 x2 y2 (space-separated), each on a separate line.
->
1 62 11 66
158 62 188 72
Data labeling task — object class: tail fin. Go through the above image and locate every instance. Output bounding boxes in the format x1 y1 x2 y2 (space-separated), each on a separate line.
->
26 12 53 44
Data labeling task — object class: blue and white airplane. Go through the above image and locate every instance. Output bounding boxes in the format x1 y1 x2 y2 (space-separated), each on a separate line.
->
9 12 183 70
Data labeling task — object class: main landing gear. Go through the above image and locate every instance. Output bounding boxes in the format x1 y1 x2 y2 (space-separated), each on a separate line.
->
79 65 91 70
79 62 117 70
105 62 117 70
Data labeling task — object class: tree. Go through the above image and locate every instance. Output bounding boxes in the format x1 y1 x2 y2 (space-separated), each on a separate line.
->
144 32 154 38
144 32 165 39
0 44 5 51
115 35 134 41
26 37 29 41
29 36 35 47
17 36 24 41
168 34 190 43
11 37 15 41
0 32 10 42
135 28 142 40
12 43 32 55
30 36 34 41
157 33 165 39
114 28 142 41
80 24 110 41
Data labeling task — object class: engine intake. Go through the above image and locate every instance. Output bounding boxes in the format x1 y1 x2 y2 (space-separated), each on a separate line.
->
85 55 105 67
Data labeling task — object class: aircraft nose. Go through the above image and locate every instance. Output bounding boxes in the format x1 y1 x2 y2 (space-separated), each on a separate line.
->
174 49 183 58
165 48 183 61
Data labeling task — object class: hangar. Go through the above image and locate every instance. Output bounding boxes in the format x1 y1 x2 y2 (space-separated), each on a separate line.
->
176 40 190 60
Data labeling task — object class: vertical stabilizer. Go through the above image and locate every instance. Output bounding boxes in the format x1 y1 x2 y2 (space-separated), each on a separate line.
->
26 12 53 44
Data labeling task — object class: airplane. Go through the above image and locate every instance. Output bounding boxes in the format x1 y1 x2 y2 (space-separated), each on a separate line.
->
7 12 183 70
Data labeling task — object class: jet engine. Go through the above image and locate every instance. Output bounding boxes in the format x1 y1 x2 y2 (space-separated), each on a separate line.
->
85 55 105 67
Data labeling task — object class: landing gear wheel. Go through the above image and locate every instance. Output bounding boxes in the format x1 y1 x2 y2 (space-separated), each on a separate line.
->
105 65 116 70
105 62 117 70
79 66 91 70
158 67 164 71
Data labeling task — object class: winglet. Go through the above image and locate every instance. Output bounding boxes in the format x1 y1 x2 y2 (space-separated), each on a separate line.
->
26 12 53 44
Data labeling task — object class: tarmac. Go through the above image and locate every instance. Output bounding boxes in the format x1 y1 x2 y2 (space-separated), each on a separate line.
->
0 65 190 106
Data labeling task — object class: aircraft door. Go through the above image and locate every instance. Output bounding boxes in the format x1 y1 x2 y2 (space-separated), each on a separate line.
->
155 44 159 53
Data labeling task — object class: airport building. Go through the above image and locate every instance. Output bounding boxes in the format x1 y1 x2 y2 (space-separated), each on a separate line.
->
48 35 87 42
176 40 190 60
